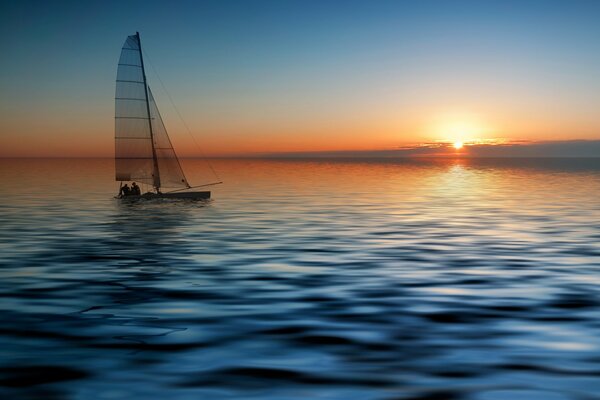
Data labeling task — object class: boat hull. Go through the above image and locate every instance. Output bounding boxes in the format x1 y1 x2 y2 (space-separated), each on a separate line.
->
119 191 211 200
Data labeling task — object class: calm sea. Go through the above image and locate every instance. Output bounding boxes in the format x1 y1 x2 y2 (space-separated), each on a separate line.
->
1 158 600 400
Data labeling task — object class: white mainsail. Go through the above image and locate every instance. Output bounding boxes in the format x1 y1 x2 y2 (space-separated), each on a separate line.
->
115 33 189 190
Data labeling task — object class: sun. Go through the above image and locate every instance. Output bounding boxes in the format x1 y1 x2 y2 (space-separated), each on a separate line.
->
453 141 463 150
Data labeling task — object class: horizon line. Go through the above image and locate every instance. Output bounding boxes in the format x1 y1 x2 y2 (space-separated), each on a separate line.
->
2 139 600 159
2 156 600 160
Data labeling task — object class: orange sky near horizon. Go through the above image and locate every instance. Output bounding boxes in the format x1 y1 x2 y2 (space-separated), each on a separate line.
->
2 102 599 157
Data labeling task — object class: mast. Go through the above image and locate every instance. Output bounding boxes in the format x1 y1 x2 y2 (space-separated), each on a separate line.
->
136 31 161 192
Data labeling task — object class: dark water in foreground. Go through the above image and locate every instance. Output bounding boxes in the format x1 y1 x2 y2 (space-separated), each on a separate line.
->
1 158 600 400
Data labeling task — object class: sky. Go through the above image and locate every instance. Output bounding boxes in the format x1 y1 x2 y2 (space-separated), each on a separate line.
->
1 0 600 157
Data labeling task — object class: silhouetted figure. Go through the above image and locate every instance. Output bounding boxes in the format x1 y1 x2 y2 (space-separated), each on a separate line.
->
131 182 141 195
119 184 131 197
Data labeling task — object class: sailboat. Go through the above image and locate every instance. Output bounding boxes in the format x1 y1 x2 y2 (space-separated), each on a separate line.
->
115 32 220 200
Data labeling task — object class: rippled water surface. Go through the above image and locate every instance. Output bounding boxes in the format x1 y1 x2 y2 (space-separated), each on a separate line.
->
1 158 600 400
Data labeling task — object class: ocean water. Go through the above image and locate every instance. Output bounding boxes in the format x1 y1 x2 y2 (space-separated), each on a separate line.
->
1 157 600 400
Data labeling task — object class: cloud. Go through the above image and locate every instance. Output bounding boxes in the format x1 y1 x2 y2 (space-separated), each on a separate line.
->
255 140 600 159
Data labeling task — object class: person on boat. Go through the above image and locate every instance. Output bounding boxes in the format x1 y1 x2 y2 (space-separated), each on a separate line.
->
131 182 141 195
119 184 131 197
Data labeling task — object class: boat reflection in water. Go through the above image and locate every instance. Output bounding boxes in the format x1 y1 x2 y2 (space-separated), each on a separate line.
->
1 157 600 399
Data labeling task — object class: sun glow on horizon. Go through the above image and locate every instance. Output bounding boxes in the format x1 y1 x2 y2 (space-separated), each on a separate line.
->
430 112 492 149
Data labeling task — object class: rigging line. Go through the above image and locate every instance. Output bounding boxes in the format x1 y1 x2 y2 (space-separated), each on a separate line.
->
165 181 223 193
141 48 221 183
